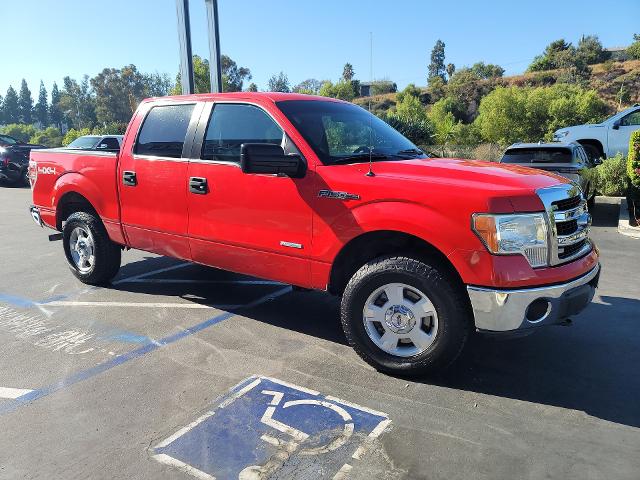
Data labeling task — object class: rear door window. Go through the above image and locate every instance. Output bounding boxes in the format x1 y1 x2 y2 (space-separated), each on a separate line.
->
201 103 283 163
501 148 573 164
134 104 195 158
96 137 121 151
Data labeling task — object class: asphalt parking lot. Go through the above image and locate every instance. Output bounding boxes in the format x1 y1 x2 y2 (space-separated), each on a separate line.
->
0 185 639 480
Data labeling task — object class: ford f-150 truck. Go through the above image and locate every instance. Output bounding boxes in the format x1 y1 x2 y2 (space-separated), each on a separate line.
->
29 93 600 376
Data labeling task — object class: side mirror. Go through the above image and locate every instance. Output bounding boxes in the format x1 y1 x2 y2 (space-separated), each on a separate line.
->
240 143 306 178
612 120 620 130
593 158 603 165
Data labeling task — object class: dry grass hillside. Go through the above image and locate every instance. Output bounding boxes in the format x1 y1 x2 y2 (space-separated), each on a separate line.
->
354 60 640 115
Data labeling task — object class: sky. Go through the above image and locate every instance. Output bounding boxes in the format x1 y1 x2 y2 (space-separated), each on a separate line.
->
3 0 639 99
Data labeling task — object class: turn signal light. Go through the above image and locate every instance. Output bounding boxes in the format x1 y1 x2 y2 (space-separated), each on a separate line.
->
472 215 498 251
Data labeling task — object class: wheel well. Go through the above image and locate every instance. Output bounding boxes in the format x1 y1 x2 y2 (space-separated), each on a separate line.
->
577 139 605 159
328 231 462 295
56 192 98 230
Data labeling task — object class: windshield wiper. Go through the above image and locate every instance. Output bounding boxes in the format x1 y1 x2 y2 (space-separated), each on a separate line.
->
331 153 391 165
396 148 425 156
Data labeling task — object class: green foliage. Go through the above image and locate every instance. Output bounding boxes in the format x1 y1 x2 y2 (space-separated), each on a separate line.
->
247 82 258 92
172 54 252 94
428 39 446 84
576 35 610 65
49 82 63 129
18 79 33 124
474 84 608 145
91 65 148 125
34 81 48 126
429 97 465 124
426 76 446 103
91 122 128 135
319 80 357 101
62 128 92 146
369 80 397 95
293 79 322 95
381 114 434 146
469 62 504 79
396 84 423 103
627 34 640 60
627 130 640 188
267 72 291 93
59 76 96 129
587 154 629 196
29 127 63 147
0 124 38 143
2 86 20 124
342 63 355 82
395 92 427 120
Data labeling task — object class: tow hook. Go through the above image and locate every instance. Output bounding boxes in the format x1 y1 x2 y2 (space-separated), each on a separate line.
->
48 233 63 242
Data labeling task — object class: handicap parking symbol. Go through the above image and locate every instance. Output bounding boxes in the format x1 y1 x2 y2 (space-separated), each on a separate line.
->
152 376 391 479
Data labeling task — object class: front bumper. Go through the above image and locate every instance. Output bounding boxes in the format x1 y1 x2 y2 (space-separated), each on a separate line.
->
467 264 600 332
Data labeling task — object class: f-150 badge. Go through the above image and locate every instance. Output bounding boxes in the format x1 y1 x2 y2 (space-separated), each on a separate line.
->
318 190 360 200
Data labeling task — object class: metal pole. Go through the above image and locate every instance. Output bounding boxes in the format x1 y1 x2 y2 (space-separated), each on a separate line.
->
205 0 223 93
176 0 194 94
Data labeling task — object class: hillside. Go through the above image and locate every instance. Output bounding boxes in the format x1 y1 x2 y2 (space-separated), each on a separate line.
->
354 59 640 116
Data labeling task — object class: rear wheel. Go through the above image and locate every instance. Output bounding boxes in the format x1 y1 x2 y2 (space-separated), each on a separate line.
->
340 256 472 376
62 212 121 285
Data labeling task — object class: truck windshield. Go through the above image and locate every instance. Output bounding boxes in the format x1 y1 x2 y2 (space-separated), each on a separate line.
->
67 136 100 150
276 100 426 165
501 148 573 164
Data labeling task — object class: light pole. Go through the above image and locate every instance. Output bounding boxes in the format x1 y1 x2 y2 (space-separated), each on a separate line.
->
175 0 222 95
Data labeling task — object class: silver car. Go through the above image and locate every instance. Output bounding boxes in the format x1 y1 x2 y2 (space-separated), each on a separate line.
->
500 142 598 208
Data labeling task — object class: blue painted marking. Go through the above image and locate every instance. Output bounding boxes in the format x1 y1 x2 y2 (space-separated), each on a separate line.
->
0 293 38 308
100 330 152 344
153 376 389 479
0 311 234 416
38 294 69 304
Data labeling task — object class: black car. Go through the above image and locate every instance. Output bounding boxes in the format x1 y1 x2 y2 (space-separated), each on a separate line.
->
0 134 46 186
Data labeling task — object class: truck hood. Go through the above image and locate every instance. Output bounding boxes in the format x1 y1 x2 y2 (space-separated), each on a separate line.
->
359 157 567 192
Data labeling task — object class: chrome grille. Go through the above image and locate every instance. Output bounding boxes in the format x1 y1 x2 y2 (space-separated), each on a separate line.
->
537 184 593 266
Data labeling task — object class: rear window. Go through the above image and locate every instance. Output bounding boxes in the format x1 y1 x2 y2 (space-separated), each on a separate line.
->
134 104 195 158
501 148 573 164
67 136 100 150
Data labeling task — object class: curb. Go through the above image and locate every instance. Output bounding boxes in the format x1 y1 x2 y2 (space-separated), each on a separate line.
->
618 198 640 239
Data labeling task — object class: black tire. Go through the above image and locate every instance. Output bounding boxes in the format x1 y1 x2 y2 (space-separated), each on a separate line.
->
340 255 472 377
582 144 603 162
62 211 121 285
21 167 30 187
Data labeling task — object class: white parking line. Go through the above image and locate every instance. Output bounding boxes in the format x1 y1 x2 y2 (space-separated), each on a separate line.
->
39 301 241 309
0 387 33 399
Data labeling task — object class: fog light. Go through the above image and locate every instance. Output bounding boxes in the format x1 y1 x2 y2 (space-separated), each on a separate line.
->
526 298 551 322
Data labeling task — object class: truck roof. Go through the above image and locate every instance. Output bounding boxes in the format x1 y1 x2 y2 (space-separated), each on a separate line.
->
506 142 579 150
143 92 347 104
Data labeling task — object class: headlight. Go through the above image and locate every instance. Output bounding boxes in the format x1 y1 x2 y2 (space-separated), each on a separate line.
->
472 213 549 267
554 130 569 140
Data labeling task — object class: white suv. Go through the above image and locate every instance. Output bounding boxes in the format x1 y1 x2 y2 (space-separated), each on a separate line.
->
554 104 640 159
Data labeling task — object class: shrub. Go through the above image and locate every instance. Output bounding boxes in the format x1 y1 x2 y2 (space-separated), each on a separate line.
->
381 113 434 146
588 154 628 196
62 128 92 146
29 127 63 147
627 130 640 189
0 124 38 143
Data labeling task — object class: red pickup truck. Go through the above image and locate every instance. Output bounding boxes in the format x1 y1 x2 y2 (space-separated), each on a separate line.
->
29 93 600 375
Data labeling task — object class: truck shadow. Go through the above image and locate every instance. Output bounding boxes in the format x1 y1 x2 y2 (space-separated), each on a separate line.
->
430 295 640 428
110 258 640 429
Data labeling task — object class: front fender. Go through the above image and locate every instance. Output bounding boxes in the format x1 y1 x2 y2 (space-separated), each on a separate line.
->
312 200 476 263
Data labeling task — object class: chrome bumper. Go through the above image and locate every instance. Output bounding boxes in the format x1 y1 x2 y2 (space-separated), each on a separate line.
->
467 264 600 332
29 205 43 227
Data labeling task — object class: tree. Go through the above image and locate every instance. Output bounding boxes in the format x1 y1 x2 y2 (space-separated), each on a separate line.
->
576 35 609 65
342 63 355 82
59 76 96 129
173 54 251 94
318 80 357 100
0 94 3 124
267 72 290 92
29 127 63 147
395 93 428 121
247 82 258 92
528 39 572 72
49 82 63 130
222 54 252 92
34 81 49 126
469 62 504 79
18 79 33 124
91 65 147 125
428 40 446 85
446 63 456 79
143 72 172 97
0 123 37 143
627 34 640 60
293 79 322 94
3 86 20 124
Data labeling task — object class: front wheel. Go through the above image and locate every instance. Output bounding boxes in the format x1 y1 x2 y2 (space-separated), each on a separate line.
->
340 256 472 376
63 212 121 285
